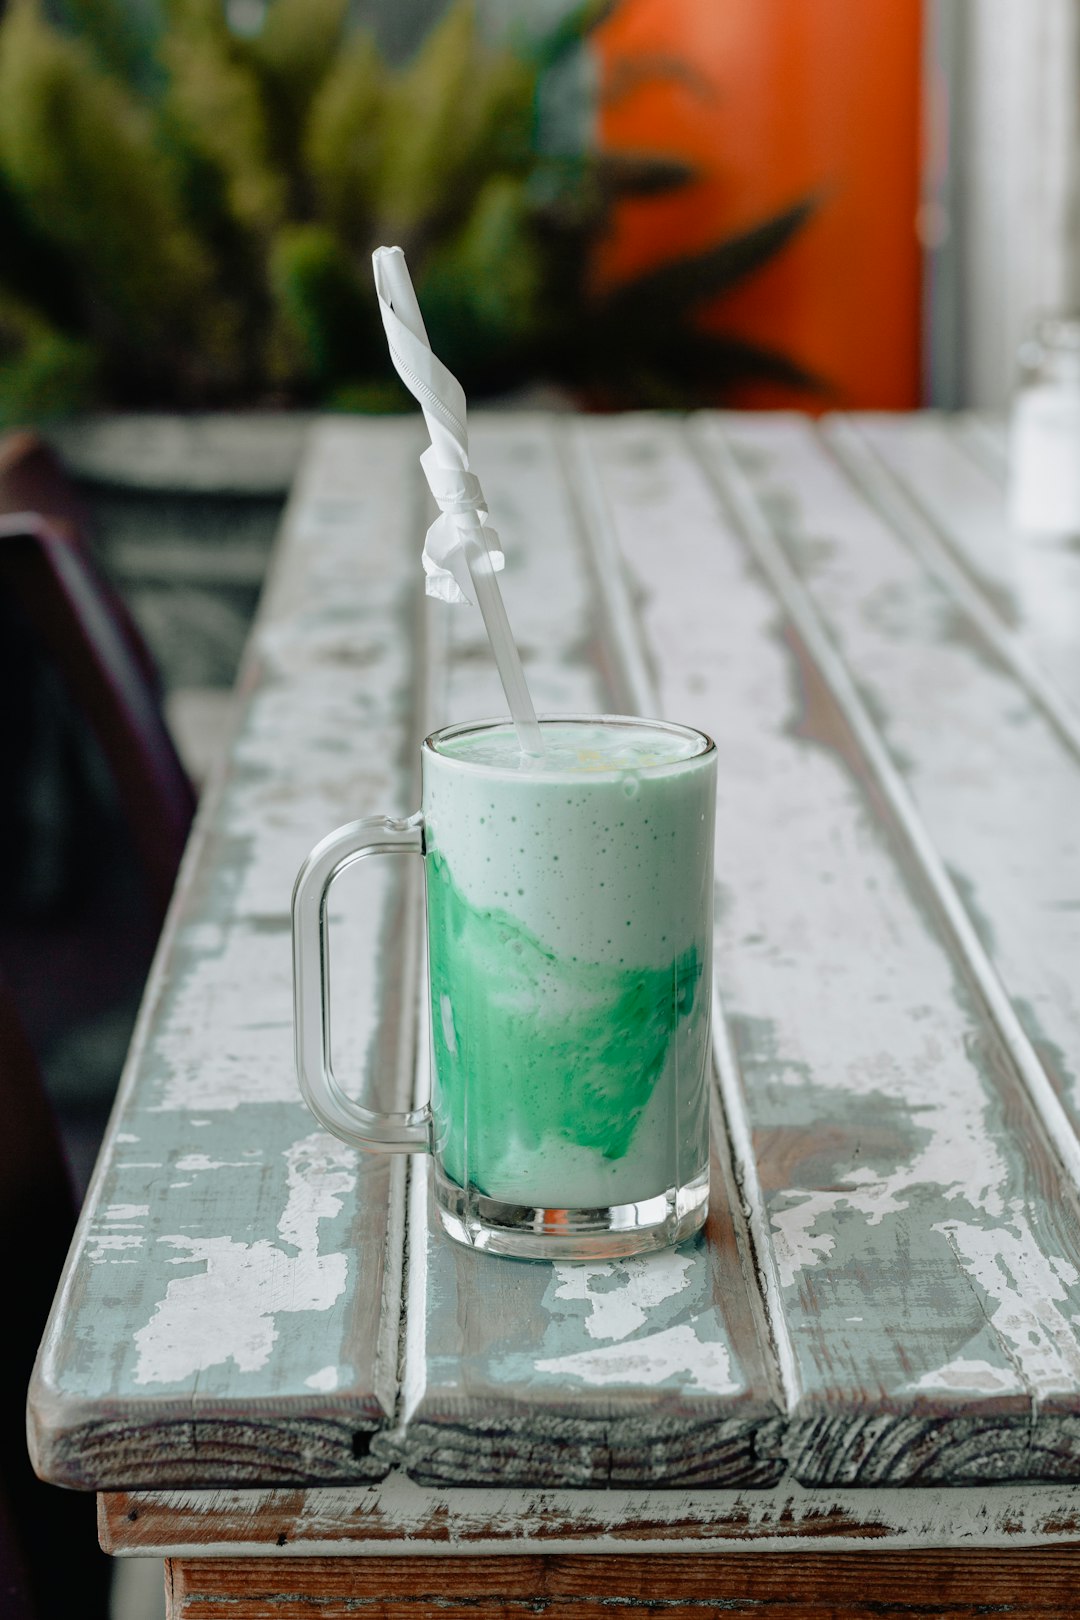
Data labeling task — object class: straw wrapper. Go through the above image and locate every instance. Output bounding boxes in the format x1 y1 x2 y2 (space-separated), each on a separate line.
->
372 246 542 755
418 447 503 607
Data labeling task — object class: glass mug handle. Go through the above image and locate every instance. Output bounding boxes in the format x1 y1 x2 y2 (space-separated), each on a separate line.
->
291 813 431 1152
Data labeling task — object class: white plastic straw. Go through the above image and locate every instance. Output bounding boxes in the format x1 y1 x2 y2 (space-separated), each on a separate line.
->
372 246 544 757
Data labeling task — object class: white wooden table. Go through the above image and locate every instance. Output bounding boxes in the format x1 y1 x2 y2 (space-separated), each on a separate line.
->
28 412 1080 1617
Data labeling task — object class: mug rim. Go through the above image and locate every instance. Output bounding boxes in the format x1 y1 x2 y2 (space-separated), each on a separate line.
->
422 713 716 780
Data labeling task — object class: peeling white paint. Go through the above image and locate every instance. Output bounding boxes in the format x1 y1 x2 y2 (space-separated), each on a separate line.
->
771 1193 838 1289
548 1252 694 1341
174 1154 259 1173
764 1031 1012 1293
908 1356 1024 1396
936 1218 1080 1396
87 1234 144 1258
305 1366 340 1392
535 1322 738 1393
132 1133 354 1385
103 1205 149 1221
150 930 297 1112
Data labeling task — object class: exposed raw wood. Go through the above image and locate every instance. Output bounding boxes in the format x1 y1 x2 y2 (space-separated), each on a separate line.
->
165 1548 1080 1619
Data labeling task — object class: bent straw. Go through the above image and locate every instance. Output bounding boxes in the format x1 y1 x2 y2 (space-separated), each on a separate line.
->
372 246 544 757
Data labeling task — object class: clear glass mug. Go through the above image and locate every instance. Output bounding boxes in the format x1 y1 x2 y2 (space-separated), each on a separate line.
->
292 714 717 1259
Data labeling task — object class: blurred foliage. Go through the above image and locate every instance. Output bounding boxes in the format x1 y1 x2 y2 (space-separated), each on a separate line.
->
0 0 816 423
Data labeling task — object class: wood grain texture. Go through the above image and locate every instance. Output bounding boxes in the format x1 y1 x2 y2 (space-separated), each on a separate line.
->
101 1480 1080 1557
29 420 426 1487
165 1548 1080 1618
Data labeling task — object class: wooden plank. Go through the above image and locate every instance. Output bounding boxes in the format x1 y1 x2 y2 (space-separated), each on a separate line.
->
164 1548 1080 1620
578 413 1080 1483
710 411 1080 1152
28 420 425 1488
844 411 1080 727
101 1480 1080 1557
398 415 781 1488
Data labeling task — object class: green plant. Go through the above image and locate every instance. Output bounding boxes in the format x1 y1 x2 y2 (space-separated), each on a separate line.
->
0 0 817 422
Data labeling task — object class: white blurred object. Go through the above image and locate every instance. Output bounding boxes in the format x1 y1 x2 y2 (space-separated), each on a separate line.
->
925 0 1080 409
1008 314 1080 534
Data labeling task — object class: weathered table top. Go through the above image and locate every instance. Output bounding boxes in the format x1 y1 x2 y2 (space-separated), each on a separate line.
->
29 411 1080 1553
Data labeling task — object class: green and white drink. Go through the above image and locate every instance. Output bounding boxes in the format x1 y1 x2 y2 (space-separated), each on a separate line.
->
425 717 715 1249
293 714 717 1258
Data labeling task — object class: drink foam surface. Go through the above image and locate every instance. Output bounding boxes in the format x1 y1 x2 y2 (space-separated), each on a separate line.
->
433 719 706 775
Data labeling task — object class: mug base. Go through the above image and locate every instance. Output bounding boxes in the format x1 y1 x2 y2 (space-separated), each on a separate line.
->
431 1164 709 1259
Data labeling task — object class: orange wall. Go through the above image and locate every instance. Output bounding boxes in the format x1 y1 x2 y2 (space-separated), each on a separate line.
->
593 0 923 408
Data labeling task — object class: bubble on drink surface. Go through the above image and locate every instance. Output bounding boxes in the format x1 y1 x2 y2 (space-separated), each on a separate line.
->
436 720 705 776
